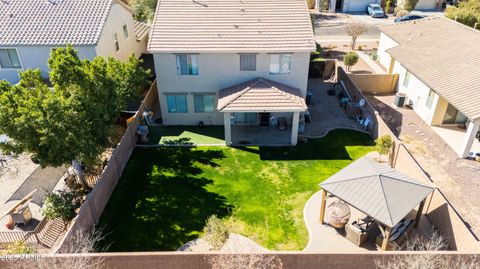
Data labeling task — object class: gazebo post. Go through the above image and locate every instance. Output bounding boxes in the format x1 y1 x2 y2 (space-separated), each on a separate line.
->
381 226 392 251
414 199 426 228
319 189 327 224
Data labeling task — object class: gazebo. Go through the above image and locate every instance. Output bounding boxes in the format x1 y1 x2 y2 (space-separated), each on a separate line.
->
319 157 435 251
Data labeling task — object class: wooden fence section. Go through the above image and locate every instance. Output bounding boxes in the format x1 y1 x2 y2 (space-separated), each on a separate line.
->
55 80 158 253
349 74 398 96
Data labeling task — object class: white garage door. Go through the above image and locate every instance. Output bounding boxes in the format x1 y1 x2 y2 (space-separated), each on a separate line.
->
344 0 379 12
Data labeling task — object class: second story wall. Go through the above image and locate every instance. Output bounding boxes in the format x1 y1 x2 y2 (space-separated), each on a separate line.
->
153 52 310 97
96 2 143 61
0 46 96 85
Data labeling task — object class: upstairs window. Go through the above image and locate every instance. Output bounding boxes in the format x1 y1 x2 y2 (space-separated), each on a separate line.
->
0 48 22 69
269 54 291 74
425 90 436 109
122 24 129 39
176 55 199 75
194 94 215 112
240 54 256 71
113 33 120 52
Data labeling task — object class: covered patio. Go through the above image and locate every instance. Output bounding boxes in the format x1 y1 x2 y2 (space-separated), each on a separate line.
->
217 78 307 146
316 157 435 251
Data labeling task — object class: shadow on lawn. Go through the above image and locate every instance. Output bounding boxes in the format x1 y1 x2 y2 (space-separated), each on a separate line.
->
97 141 231 251
234 129 374 161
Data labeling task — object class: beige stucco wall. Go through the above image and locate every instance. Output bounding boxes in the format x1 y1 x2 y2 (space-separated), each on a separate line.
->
377 33 398 72
393 62 440 125
153 52 311 126
95 2 145 61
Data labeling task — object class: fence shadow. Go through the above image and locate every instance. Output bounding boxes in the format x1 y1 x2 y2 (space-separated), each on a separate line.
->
96 145 231 251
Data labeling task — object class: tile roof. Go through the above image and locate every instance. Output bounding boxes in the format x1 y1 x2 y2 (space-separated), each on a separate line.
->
0 0 117 46
134 21 150 41
217 78 307 112
148 0 316 53
320 157 434 227
379 17 480 120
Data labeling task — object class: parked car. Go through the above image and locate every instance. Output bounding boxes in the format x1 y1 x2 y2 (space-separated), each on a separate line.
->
394 14 425 23
367 4 385 18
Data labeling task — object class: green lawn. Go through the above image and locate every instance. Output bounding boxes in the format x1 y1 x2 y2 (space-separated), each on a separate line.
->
97 129 374 251
148 126 225 145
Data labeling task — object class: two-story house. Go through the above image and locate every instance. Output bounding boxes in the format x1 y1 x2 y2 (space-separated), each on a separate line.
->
148 0 316 146
0 0 150 84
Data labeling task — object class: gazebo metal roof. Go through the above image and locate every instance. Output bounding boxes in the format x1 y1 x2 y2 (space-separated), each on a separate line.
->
320 157 434 227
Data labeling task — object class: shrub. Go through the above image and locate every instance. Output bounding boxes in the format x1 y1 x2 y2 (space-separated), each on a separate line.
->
202 215 230 250
358 45 363 51
445 0 480 29
0 240 34 255
375 135 394 156
42 190 83 226
385 0 393 14
306 0 315 9
395 6 409 17
343 51 359 72
402 0 419 12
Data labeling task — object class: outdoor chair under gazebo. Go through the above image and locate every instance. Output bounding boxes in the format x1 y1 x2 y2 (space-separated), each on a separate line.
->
319 157 435 251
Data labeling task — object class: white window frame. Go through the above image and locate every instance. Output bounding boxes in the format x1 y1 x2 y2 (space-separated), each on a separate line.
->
239 54 256 71
269 54 292 74
0 48 23 70
176 54 199 76
122 24 129 39
113 32 120 52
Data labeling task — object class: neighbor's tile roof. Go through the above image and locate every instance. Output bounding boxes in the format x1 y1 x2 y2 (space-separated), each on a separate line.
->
217 78 307 112
148 0 316 53
0 0 116 46
379 17 480 120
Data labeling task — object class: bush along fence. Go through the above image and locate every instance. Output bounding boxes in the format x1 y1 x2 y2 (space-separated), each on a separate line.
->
54 80 158 253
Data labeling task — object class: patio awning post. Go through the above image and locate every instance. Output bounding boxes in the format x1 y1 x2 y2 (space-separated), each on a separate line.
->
319 189 327 224
291 111 300 145
381 226 392 251
459 119 480 158
414 199 426 228
224 112 232 145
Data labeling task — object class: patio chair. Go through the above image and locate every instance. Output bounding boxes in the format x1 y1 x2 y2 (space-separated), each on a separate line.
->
375 219 414 250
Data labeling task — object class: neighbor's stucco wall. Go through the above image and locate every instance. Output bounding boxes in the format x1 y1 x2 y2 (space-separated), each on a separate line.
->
394 62 439 125
377 33 399 72
342 0 380 12
0 46 96 84
397 0 437 10
153 52 311 126
95 2 145 61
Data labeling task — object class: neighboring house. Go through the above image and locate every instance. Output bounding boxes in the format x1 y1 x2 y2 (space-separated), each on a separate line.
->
0 0 150 84
378 17 480 157
327 0 380 13
396 0 438 10
148 0 316 146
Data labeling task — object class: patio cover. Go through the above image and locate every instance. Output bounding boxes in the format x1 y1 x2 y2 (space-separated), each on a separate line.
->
217 78 307 112
320 157 434 227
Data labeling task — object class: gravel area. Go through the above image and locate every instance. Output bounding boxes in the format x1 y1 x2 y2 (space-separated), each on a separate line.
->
369 95 480 238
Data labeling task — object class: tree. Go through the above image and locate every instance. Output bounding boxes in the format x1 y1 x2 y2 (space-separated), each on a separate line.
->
0 46 150 188
208 254 283 269
131 0 158 22
42 190 83 227
343 52 359 72
375 135 394 157
385 0 393 14
345 23 367 50
402 0 419 12
446 0 480 29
